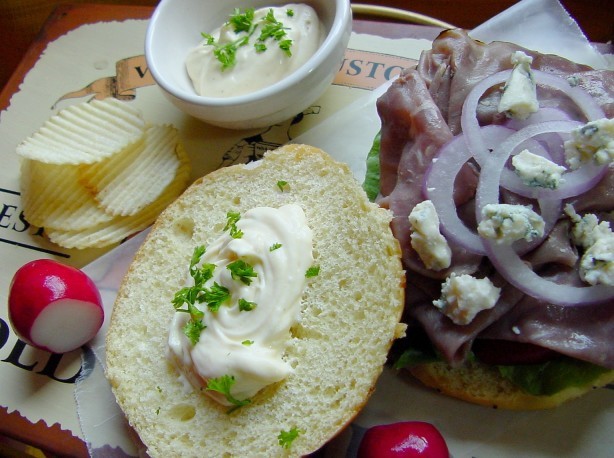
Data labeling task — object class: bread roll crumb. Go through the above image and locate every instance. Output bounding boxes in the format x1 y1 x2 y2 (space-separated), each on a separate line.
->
106 144 405 457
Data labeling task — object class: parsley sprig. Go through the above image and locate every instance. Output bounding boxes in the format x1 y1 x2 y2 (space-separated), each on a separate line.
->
201 282 231 312
202 7 294 70
276 180 289 192
305 265 320 278
172 246 234 343
278 426 304 449
228 7 254 33
256 9 292 56
227 259 258 285
224 211 244 239
173 231 261 343
206 374 251 413
172 245 211 344
238 298 257 311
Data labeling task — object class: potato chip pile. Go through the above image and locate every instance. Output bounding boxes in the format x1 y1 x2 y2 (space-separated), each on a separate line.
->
17 98 191 249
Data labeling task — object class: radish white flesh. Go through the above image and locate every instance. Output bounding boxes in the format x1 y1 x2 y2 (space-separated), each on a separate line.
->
30 298 104 354
8 259 104 353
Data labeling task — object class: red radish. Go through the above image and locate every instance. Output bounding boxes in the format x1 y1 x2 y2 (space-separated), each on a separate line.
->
358 421 449 458
8 259 104 353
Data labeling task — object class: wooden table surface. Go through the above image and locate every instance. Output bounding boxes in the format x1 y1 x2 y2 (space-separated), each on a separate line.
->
1 0 612 94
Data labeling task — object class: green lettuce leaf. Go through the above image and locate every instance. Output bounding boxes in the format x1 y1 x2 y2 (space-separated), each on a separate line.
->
497 357 610 396
362 130 381 202
395 340 610 397
393 345 439 369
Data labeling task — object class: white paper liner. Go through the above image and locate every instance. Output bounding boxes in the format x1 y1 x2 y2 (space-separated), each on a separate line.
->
77 231 149 457
470 0 611 69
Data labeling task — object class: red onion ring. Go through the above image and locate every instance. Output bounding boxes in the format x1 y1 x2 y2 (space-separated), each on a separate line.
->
485 243 613 305
505 107 572 165
487 120 608 201
425 131 486 255
425 125 561 256
460 69 606 164
460 69 608 200
475 121 614 305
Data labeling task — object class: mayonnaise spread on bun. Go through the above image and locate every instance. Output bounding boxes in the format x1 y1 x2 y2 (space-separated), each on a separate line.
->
186 4 323 97
168 204 314 405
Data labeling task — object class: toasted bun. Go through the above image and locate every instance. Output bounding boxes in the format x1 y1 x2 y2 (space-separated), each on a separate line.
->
409 361 614 410
105 144 406 457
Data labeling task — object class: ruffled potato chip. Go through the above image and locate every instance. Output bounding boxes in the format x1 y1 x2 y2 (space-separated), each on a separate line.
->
79 125 184 217
18 98 192 250
46 153 191 249
20 159 114 231
16 98 146 165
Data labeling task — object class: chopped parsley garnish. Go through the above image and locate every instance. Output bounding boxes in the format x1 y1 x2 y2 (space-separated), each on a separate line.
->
183 319 207 345
171 245 238 342
227 259 258 285
202 7 294 70
270 242 282 251
305 265 320 278
242 339 254 346
278 39 292 57
278 426 303 449
254 42 267 53
214 39 246 70
172 245 209 344
228 7 254 33
276 180 289 191
257 10 293 57
202 282 231 312
201 33 215 45
206 375 251 413
224 211 243 238
238 298 257 311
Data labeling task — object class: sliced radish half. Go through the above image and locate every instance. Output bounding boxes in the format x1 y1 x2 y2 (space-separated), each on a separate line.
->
8 259 104 353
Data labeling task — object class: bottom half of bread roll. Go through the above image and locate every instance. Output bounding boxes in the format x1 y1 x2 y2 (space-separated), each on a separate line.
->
106 144 406 457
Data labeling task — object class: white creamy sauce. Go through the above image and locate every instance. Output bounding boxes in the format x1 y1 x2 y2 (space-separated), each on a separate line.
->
186 4 323 97
168 204 314 405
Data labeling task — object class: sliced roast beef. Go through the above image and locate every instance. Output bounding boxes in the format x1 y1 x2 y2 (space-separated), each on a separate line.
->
377 28 614 369
480 267 614 368
408 278 525 365
376 70 482 279
415 29 609 133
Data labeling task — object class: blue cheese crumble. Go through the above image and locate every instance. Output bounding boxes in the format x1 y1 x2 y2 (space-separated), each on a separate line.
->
433 274 501 325
564 118 614 169
478 203 545 244
565 204 614 286
498 51 539 120
580 236 614 286
408 200 452 271
512 149 566 189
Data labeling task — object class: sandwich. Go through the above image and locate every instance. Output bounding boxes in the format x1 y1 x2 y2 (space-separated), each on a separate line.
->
369 29 613 409
105 144 406 456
